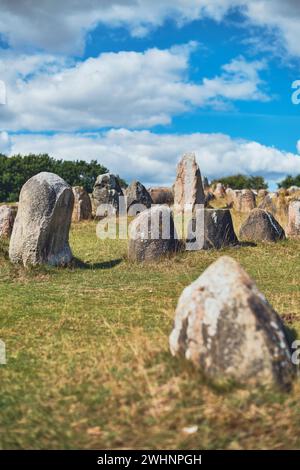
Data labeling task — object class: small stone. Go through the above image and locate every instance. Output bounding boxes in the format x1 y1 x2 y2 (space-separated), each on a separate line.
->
186 209 238 250
72 186 92 222
286 201 300 238
128 205 179 262
148 187 174 205
0 205 17 238
92 173 123 215
125 181 152 212
239 208 285 242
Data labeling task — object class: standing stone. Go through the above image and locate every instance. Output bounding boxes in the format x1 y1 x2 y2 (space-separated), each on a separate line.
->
286 201 300 238
92 173 123 215
213 182 226 199
258 189 268 199
72 186 92 222
239 208 285 242
235 189 256 212
174 153 205 212
128 205 178 262
186 209 238 250
0 205 17 238
287 186 300 195
148 187 174 206
9 172 74 266
169 256 295 389
125 181 152 212
202 176 210 191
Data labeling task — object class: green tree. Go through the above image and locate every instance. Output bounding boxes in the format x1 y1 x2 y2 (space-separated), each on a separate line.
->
278 175 300 189
211 174 268 190
0 154 113 202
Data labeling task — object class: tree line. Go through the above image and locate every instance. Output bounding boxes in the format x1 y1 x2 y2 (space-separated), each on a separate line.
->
0 153 126 202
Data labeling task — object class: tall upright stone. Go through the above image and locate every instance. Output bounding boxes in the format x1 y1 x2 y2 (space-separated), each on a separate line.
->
0 205 17 238
92 173 123 216
286 201 300 238
174 153 205 212
72 186 92 222
9 172 74 266
235 189 256 212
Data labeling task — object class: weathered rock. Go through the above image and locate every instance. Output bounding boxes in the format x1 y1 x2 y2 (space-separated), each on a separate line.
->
287 186 300 195
204 191 215 207
235 189 256 212
202 176 210 191
239 208 285 242
128 205 178 262
9 172 74 266
169 256 295 389
174 153 205 212
258 193 288 219
213 182 226 199
0 205 17 238
186 209 238 250
125 181 152 212
258 189 268 199
72 186 92 222
92 173 123 215
286 201 300 238
148 187 174 205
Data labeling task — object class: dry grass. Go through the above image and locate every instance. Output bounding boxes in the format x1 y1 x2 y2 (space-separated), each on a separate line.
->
0 216 300 450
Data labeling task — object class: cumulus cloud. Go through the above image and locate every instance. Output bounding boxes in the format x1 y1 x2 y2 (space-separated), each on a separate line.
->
0 1 300 56
0 45 267 132
8 129 300 186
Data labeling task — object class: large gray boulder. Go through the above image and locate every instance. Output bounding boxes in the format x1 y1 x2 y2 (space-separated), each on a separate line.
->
186 209 238 250
0 205 17 238
92 173 123 215
125 181 152 212
72 186 92 222
128 205 179 262
9 172 74 266
239 208 285 242
169 256 295 389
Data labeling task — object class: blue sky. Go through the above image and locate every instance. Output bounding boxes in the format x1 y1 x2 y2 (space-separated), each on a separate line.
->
0 0 300 188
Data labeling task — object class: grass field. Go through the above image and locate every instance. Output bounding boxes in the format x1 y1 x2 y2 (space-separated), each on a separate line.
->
1 217 300 450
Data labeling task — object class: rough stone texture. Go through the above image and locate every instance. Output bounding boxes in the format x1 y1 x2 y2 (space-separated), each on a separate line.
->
148 187 174 205
174 153 205 212
9 172 74 266
92 173 123 215
213 182 226 199
225 188 235 205
186 209 238 250
202 176 210 190
72 186 92 222
258 189 269 198
125 181 153 212
287 186 300 195
239 208 285 242
128 205 178 262
0 205 17 238
286 201 300 238
235 189 256 212
169 256 295 389
258 193 288 219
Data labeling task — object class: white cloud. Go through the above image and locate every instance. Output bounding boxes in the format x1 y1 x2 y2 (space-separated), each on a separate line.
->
0 130 10 153
0 1 300 56
0 46 267 132
8 129 300 186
